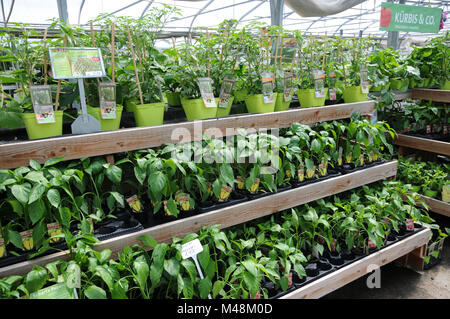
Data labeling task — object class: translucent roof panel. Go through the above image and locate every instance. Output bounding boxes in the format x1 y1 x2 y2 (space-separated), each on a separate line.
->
0 0 449 39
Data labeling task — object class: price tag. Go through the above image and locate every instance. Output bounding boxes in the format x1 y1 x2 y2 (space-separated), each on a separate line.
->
313 70 326 98
30 85 55 124
261 72 274 103
218 77 235 109
99 82 116 119
197 78 216 108
181 239 204 260
360 67 369 93
283 72 294 102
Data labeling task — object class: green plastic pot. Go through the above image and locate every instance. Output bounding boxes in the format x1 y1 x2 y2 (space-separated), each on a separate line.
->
274 92 291 111
134 102 165 127
87 105 123 131
233 88 248 103
410 185 421 193
296 88 328 108
216 96 234 117
22 111 64 140
371 82 390 92
389 79 409 92
125 100 138 112
166 92 181 107
423 189 438 198
181 97 218 121
440 80 450 90
244 93 277 114
342 86 368 103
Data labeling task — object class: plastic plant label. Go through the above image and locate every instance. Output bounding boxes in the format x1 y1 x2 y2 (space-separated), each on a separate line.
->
328 71 337 100
426 125 431 134
360 67 369 93
250 290 261 299
306 166 315 179
283 72 294 102
181 239 204 260
286 273 293 288
444 126 448 135
47 222 62 244
219 185 232 202
0 233 6 258
405 218 414 231
30 283 75 299
126 195 143 213
237 176 245 190
442 184 450 203
317 236 325 244
197 77 216 108
30 85 55 124
249 178 260 194
48 47 106 79
99 82 116 119
338 147 343 166
20 230 33 251
297 166 305 182
313 70 326 98
367 238 376 249
261 72 274 104
218 77 235 109
359 154 365 166
176 192 191 211
346 152 353 164
330 239 337 251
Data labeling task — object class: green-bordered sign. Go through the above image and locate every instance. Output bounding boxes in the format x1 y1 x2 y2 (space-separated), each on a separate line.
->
49 47 106 79
380 2 442 33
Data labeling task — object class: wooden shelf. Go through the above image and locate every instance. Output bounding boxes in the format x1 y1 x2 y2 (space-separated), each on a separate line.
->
412 89 450 103
417 195 450 218
0 101 375 170
394 134 450 157
280 227 430 299
370 90 412 101
0 160 397 278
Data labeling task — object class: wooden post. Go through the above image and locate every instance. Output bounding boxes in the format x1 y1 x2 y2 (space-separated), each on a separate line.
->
126 25 143 105
322 32 327 71
206 28 210 78
43 29 48 85
134 28 145 85
111 23 115 83
55 35 67 111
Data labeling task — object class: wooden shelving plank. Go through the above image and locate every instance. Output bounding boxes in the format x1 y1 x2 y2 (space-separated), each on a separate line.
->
370 90 412 101
0 160 397 278
394 134 450 156
280 228 430 299
0 101 374 169
411 89 450 103
417 195 450 218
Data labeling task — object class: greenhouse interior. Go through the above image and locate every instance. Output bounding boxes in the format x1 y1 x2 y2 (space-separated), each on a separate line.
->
0 0 449 302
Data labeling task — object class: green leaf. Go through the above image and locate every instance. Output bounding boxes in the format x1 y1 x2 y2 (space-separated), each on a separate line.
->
164 258 180 277
182 277 194 299
148 171 166 193
28 199 46 224
243 272 259 296
32 220 46 248
109 191 124 207
138 234 158 248
29 160 41 171
7 229 23 249
44 157 64 167
242 259 258 277
280 276 289 291
212 280 225 298
28 184 46 204
134 258 149 290
11 183 31 205
105 165 122 184
66 264 81 289
95 266 114 290
47 188 61 208
111 279 128 299
84 285 107 299
198 277 212 299
25 266 48 293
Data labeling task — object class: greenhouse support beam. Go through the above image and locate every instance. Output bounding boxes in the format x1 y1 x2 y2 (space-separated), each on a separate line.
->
56 0 69 23
270 0 284 26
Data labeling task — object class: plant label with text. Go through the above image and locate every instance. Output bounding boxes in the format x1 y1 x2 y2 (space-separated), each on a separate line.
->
218 77 235 109
99 82 117 119
443 184 450 203
30 85 55 124
328 71 337 100
262 72 274 103
181 239 204 260
283 72 294 102
313 70 326 98
197 78 216 108
360 67 369 93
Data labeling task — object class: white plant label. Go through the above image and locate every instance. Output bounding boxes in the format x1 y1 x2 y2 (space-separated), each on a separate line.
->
218 77 235 109
30 85 55 124
313 70 326 98
197 77 216 108
283 72 294 102
99 82 117 119
360 67 369 93
181 238 204 260
261 72 274 104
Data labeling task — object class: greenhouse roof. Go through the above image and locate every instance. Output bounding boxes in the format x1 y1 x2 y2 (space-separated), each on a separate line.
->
1 0 449 40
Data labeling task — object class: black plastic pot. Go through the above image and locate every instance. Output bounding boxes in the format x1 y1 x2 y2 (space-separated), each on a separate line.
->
340 250 356 261
304 262 320 277
197 191 248 213
94 216 144 241
325 250 345 266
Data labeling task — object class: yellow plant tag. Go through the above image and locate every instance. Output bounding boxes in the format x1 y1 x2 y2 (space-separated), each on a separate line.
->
126 195 143 213
20 230 33 251
47 223 62 243
237 176 245 190
0 234 6 258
